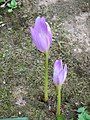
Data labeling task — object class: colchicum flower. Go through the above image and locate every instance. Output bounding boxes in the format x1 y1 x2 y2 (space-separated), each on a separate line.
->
30 16 52 102
53 60 67 118
30 16 52 52
53 60 67 85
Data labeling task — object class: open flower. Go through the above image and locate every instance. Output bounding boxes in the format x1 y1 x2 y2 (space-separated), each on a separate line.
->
30 16 52 52
53 60 67 85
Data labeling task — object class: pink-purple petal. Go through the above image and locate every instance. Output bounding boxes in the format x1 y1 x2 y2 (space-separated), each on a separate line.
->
63 64 67 81
35 17 47 33
58 70 65 84
31 27 50 52
46 22 52 44
54 60 63 73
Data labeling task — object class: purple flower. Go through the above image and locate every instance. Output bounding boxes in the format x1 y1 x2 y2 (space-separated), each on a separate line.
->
30 17 52 52
53 60 67 85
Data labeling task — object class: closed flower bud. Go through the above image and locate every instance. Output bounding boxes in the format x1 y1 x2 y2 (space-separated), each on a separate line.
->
30 17 52 52
53 60 67 85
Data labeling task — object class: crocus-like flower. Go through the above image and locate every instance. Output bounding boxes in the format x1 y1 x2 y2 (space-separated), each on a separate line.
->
30 16 52 52
53 60 67 85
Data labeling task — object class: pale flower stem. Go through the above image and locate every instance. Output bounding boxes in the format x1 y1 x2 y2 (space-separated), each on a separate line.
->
44 51 49 102
57 85 62 116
